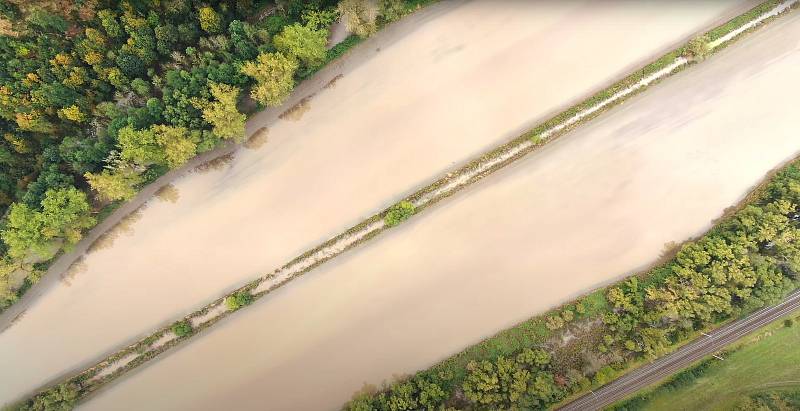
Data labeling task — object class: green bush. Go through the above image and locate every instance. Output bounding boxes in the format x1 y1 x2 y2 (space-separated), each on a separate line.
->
384 200 416 227
345 376 447 411
139 164 170 186
378 0 405 24
263 15 291 35
685 35 710 60
561 309 574 323
298 35 363 81
593 366 617 386
21 383 78 411
575 301 587 315
172 320 193 337
545 315 565 330
225 291 254 310
462 358 529 407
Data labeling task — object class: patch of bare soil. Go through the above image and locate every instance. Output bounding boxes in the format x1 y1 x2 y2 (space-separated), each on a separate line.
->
550 318 606 375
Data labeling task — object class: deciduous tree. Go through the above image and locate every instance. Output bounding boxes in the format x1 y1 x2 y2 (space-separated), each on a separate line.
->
241 52 298 107
338 0 377 37
2 188 95 259
85 167 143 202
274 23 328 68
195 82 246 142
118 125 196 168
198 6 222 34
152 124 196 168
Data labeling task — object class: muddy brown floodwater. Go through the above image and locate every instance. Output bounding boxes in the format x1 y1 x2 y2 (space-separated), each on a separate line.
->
80 5 800 411
0 0 761 407
82 9 800 410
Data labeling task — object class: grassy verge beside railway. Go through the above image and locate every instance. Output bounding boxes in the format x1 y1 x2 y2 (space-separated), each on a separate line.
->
15 1 797 410
609 309 800 411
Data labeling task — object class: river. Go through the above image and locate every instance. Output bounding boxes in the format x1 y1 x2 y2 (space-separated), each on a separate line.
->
83 3 800 411
0 0 760 407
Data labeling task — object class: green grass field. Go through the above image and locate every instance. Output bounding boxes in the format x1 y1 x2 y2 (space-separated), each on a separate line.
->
614 312 800 411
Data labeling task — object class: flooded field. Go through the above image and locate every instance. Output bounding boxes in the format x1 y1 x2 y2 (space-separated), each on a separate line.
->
75 5 800 411
0 0 760 407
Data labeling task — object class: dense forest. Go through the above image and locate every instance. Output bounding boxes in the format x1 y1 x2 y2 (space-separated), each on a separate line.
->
0 0 410 309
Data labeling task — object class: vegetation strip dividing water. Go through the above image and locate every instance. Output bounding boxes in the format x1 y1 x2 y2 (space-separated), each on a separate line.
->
15 1 797 409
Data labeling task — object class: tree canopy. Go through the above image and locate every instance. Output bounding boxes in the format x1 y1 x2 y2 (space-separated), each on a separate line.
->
241 52 299 107
339 0 378 37
274 23 329 68
2 187 94 260
85 167 143 202
196 82 246 142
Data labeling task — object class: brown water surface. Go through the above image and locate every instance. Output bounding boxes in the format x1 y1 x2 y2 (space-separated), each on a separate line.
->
0 0 759 407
